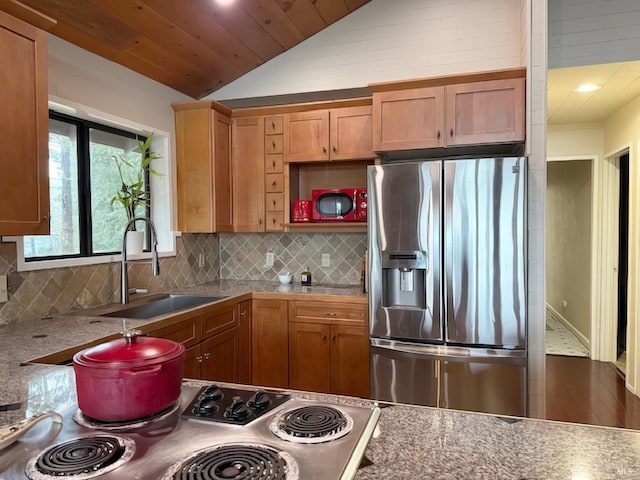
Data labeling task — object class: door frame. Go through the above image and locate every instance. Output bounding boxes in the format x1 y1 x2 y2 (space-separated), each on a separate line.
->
546 155 598 358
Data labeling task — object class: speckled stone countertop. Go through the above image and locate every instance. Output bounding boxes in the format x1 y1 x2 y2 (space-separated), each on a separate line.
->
2 280 640 479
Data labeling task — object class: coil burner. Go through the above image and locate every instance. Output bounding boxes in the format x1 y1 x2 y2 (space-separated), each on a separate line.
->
25 435 135 480
269 405 354 444
161 443 299 480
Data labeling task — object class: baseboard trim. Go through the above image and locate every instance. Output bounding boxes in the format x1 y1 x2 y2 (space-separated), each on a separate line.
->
546 304 591 351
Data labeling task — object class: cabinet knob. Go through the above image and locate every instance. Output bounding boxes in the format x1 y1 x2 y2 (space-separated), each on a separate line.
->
322 146 327 154
272 217 276 225
240 310 247 317
332 334 336 341
272 140 276 149
272 160 276 168
204 352 210 360
272 199 276 206
271 121 276 130
450 128 454 137
332 146 337 153
325 312 337 317
437 130 441 140
322 335 327 341
196 356 203 363
272 181 277 188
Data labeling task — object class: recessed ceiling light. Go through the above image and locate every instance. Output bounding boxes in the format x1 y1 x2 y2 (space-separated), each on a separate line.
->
575 83 602 92
216 0 234 6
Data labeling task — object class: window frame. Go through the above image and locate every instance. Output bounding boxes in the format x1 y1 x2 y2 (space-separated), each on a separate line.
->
25 111 150 262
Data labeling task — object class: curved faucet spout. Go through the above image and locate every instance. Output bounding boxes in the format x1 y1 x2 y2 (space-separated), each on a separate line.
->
121 217 160 304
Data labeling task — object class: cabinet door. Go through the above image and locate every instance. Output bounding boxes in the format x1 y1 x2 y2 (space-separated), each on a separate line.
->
232 117 265 232
329 106 374 161
289 322 331 394
330 325 370 397
372 86 445 152
183 344 202 380
252 299 289 388
213 111 233 231
202 304 237 339
146 314 201 348
0 11 49 235
283 110 329 162
445 78 525 146
238 300 252 384
200 326 240 383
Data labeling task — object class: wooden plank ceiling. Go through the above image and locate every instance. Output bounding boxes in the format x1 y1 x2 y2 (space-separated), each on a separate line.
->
18 0 370 99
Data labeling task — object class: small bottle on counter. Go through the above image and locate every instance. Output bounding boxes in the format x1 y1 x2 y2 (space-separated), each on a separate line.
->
301 266 312 285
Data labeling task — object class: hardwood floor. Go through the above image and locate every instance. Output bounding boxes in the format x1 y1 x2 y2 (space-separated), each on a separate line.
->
546 354 640 429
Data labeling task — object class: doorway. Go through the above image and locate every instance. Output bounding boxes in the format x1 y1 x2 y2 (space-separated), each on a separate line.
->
545 159 593 357
616 152 630 373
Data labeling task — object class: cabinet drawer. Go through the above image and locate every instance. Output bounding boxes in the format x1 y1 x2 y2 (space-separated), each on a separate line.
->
265 135 283 154
265 173 284 193
266 193 284 212
148 315 201 348
265 116 283 135
266 211 284 231
202 304 237 339
265 154 283 174
289 301 367 326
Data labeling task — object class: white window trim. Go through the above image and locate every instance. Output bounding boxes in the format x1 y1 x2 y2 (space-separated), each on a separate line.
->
4 96 178 272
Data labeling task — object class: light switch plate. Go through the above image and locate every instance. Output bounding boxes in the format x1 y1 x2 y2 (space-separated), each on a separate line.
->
0 275 7 303
322 253 330 267
265 252 274 267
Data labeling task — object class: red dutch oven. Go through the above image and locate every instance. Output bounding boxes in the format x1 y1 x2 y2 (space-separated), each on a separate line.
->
73 330 185 421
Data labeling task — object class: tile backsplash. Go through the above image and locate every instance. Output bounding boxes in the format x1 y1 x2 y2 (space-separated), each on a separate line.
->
0 232 366 326
219 232 367 285
0 234 219 326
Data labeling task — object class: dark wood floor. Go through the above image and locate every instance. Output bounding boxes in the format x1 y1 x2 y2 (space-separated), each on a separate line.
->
546 354 640 429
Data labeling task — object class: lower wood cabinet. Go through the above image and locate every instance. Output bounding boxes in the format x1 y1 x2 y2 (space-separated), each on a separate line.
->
200 326 239 382
288 300 369 398
252 299 289 388
289 322 369 398
238 300 252 384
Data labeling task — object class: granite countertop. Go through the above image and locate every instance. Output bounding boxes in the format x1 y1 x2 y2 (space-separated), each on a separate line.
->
2 280 640 479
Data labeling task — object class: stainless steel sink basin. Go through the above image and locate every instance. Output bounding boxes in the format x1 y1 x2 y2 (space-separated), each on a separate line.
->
100 295 225 319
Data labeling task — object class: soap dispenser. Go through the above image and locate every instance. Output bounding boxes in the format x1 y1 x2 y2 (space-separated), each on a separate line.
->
301 266 312 286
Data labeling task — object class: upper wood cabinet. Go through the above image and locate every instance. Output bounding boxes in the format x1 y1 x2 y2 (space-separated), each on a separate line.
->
232 116 265 232
283 105 373 163
371 70 525 153
0 11 50 235
173 101 233 233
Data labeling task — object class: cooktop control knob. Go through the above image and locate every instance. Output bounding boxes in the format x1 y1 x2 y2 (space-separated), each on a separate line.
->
199 385 223 402
224 396 251 421
193 398 218 416
247 390 271 410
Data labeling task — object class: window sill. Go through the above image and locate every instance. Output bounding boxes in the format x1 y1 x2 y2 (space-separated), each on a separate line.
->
2 233 178 272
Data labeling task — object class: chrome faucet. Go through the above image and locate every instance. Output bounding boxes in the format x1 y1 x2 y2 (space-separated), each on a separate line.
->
121 217 160 304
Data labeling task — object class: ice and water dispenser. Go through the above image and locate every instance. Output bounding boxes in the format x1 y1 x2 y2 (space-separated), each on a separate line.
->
381 251 427 309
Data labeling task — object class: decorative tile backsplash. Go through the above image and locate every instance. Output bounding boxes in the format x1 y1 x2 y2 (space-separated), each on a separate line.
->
0 234 219 326
219 232 367 285
0 231 366 326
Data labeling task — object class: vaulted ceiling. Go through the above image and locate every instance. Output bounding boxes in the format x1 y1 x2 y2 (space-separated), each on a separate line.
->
16 0 370 99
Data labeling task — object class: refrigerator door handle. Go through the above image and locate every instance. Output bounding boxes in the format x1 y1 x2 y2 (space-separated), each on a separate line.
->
443 161 456 340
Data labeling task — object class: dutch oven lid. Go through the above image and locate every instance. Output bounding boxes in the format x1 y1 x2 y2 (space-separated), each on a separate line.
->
73 329 185 368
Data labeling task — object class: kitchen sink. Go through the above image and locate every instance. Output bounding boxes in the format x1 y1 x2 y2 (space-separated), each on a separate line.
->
99 295 225 319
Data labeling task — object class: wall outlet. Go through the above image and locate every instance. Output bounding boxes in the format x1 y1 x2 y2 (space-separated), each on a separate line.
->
266 252 275 267
198 252 205 268
321 253 330 267
562 299 568 308
0 275 7 303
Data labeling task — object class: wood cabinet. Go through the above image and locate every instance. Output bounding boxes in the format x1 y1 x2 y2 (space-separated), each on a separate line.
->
372 71 525 153
264 116 285 231
283 105 373 163
232 116 265 232
289 300 369 397
0 10 50 235
173 101 233 233
237 300 252 384
252 299 289 388
146 300 242 382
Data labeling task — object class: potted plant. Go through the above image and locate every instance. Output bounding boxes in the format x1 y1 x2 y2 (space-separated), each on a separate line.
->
111 133 162 252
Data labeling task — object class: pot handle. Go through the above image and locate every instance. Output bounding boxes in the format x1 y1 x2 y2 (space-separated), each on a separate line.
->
120 364 162 377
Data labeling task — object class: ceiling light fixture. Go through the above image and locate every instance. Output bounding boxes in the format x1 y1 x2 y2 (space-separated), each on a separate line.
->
575 83 602 92
216 0 234 6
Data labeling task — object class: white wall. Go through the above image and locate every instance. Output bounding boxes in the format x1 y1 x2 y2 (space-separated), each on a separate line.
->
549 0 640 69
209 0 524 100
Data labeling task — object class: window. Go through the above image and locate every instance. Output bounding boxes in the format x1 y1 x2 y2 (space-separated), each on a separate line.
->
24 112 149 260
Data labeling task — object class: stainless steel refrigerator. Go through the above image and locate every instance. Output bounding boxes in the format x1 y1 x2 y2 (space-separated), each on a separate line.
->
368 157 527 417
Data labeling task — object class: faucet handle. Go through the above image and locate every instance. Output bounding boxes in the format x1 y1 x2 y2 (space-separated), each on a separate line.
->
152 250 160 276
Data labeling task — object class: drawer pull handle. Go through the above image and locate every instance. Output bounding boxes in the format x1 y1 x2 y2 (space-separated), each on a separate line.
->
325 312 337 317
332 146 337 153
240 310 246 317
437 130 441 140
272 199 276 206
272 160 276 168
272 140 276 148
322 335 327 341
450 128 454 137
332 335 336 341
271 121 276 129
322 146 327 154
